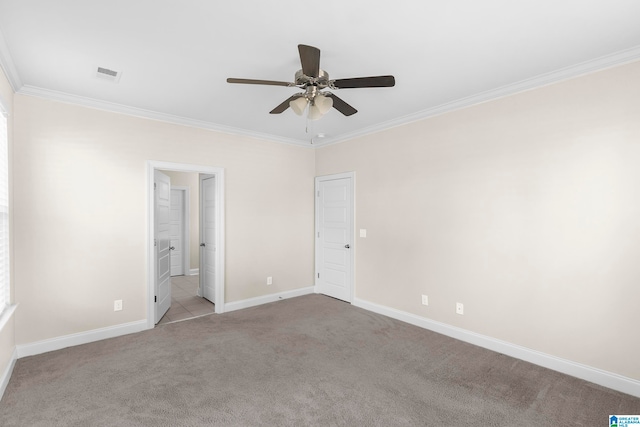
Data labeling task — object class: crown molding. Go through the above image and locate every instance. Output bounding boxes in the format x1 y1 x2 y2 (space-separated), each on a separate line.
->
17 85 309 147
314 46 640 148
8 45 640 149
0 28 22 91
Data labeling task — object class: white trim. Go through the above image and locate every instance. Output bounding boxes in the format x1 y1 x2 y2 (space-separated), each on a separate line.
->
18 86 307 147
189 268 199 276
353 297 640 398
225 287 315 313
315 172 355 303
9 49 640 149
0 347 17 402
16 320 148 359
0 28 22 91
312 47 640 148
147 161 225 330
170 185 190 277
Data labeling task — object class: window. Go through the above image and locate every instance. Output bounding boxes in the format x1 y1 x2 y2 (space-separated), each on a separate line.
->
0 103 8 313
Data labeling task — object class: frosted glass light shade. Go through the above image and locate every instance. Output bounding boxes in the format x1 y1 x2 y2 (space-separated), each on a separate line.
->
314 94 333 114
308 104 323 121
290 96 308 116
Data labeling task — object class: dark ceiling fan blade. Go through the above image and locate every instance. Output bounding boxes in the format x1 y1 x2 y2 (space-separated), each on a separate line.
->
269 95 302 114
332 75 395 89
325 93 357 116
298 44 320 78
227 78 295 87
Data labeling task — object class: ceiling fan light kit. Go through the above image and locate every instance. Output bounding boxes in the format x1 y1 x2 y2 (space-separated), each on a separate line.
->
227 44 395 121
290 92 334 121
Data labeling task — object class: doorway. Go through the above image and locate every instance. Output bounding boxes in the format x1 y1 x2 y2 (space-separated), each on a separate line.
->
147 161 225 329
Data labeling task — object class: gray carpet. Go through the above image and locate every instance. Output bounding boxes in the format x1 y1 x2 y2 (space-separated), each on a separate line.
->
1 294 638 426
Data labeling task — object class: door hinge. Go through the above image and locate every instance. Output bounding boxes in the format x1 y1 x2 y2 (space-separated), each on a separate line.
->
317 190 320 197
317 273 320 278
317 232 320 238
154 238 157 247
154 182 156 190
154 296 157 303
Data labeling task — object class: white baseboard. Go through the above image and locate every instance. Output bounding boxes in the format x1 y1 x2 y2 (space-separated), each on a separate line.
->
16 320 149 359
189 268 199 276
225 286 315 313
0 347 17 402
353 297 640 398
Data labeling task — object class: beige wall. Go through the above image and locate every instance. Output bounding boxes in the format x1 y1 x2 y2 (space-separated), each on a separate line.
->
316 61 640 381
161 170 199 271
12 95 315 345
0 65 15 384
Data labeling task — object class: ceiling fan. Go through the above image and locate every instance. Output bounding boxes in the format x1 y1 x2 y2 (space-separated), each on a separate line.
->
227 44 395 120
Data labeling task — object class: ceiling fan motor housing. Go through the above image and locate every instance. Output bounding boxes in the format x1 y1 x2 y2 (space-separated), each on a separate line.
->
295 69 330 88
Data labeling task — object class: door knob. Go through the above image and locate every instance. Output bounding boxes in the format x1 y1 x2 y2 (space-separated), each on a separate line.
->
169 246 175 251
200 243 206 247
344 244 350 249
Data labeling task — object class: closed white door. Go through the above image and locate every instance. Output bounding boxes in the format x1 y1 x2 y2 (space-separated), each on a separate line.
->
201 176 216 303
316 174 353 302
169 188 185 276
155 170 172 323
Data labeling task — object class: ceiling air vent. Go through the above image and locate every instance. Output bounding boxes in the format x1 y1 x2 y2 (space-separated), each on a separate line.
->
96 66 122 83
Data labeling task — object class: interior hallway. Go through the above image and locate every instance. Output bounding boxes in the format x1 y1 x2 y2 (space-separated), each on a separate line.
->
157 275 214 325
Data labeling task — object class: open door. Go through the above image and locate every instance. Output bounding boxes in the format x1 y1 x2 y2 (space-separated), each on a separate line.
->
200 175 216 303
155 170 172 323
169 188 186 277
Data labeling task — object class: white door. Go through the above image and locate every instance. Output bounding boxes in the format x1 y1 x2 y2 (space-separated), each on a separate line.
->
155 170 172 323
315 174 354 302
200 176 216 303
170 188 185 276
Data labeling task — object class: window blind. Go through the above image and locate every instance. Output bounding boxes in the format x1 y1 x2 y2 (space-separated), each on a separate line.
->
0 107 8 312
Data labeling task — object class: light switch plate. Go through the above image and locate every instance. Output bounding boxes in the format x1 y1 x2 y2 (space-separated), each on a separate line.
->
360 229 367 238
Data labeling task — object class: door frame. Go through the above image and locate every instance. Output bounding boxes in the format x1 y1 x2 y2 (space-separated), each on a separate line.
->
170 186 190 278
314 171 355 303
147 161 225 329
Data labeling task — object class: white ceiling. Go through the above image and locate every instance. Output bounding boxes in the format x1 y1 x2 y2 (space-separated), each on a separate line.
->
1 0 639 146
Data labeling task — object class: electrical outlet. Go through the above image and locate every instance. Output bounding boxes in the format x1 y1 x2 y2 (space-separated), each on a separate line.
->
267 276 273 285
114 300 123 312
456 302 464 315
421 295 428 306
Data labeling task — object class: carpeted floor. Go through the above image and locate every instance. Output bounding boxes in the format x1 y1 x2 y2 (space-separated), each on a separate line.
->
1 294 638 426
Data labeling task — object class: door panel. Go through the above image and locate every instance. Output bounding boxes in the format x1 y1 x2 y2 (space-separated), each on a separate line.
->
155 170 172 323
316 175 353 302
201 176 216 303
169 188 185 276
